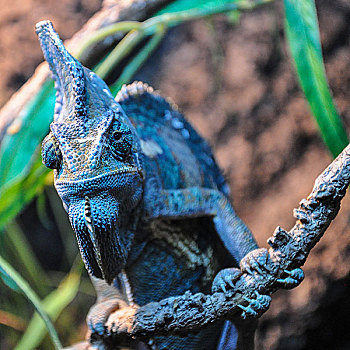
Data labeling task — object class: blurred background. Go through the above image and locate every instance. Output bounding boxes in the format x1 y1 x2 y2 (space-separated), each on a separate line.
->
1 0 350 349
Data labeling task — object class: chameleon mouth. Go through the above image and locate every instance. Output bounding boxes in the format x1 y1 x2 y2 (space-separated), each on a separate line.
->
84 196 104 278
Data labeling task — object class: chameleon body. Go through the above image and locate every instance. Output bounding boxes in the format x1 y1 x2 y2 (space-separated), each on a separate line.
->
36 21 303 349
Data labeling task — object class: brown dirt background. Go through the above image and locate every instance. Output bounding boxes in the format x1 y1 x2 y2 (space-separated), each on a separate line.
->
1 0 350 349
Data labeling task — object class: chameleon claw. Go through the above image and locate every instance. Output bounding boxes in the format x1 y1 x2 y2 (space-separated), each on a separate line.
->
220 283 227 293
245 267 253 275
237 292 271 319
284 268 304 280
242 296 260 310
240 248 270 276
89 321 105 336
237 304 258 318
212 268 242 293
224 275 235 289
254 292 271 309
277 268 304 289
253 265 264 275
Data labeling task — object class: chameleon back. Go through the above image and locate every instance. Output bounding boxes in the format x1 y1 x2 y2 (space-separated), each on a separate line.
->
117 83 230 196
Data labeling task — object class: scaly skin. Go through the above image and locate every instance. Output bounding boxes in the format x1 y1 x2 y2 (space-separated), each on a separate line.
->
36 21 303 349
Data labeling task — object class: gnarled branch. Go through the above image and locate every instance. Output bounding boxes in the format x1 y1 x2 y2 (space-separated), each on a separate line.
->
94 143 350 344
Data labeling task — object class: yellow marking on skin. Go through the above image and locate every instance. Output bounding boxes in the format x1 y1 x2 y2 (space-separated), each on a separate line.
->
140 139 163 158
150 221 216 282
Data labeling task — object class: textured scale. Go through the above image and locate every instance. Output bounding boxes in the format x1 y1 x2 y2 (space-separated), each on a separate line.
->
116 83 229 195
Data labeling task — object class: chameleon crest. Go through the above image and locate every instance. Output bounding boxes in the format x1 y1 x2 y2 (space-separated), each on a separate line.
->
37 20 144 283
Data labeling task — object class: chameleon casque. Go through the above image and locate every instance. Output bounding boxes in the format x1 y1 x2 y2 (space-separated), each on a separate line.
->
36 20 303 349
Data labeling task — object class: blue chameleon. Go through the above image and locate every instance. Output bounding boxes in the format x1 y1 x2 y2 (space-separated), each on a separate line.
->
36 20 303 350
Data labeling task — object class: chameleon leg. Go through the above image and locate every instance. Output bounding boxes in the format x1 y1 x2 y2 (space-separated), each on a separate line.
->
276 268 304 289
87 275 129 335
237 292 272 319
213 248 303 320
212 267 272 319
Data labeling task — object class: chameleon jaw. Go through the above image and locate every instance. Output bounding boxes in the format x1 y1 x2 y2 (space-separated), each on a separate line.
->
69 191 132 284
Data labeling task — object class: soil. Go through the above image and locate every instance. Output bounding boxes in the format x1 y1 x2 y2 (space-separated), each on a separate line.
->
1 0 350 349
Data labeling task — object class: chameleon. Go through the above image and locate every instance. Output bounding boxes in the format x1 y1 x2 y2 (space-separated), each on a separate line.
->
36 20 304 349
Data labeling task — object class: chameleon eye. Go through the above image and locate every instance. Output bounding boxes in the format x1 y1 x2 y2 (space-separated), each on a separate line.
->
41 133 62 170
110 121 133 160
112 130 123 141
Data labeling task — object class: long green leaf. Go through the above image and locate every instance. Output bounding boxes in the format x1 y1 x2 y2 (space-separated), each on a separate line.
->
0 153 50 230
0 80 54 186
156 0 240 14
15 260 82 350
284 0 348 157
0 255 62 350
5 220 49 296
110 26 166 95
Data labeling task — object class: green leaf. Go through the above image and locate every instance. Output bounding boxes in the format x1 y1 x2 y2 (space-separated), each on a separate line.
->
284 0 348 157
5 220 49 297
0 263 20 292
15 260 82 350
156 0 240 15
0 153 50 230
0 255 62 350
0 79 54 230
110 26 166 95
0 80 55 187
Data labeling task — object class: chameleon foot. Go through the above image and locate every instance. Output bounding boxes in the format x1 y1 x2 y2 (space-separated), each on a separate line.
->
87 298 127 335
277 268 304 289
237 291 271 319
240 248 304 289
211 268 242 293
240 248 271 276
89 306 139 349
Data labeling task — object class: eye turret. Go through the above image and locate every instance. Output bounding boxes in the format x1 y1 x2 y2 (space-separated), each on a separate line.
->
41 133 62 170
110 121 133 160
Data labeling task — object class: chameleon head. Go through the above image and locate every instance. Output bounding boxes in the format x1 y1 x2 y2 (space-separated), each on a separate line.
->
36 20 144 283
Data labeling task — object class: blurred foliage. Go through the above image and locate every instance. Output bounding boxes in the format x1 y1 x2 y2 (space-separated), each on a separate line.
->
0 0 347 348
0 255 62 349
284 0 348 157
